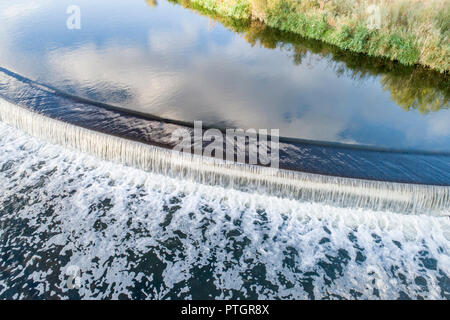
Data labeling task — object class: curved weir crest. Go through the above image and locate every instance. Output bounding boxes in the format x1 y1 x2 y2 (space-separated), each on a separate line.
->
0 68 449 215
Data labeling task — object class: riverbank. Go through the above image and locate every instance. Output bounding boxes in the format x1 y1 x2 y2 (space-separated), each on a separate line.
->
170 0 449 113
171 0 449 72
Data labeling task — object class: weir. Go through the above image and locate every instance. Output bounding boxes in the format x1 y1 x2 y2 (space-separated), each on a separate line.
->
0 98 449 215
0 67 449 215
1 67 450 185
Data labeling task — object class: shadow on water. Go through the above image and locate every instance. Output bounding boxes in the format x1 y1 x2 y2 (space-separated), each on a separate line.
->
169 0 449 114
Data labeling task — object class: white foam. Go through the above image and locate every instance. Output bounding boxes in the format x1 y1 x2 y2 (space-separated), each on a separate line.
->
0 98 448 215
0 117 449 299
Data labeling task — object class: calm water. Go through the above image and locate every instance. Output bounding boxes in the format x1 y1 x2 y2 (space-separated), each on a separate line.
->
0 0 449 152
0 0 449 300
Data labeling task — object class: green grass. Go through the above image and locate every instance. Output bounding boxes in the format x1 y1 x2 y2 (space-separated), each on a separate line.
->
169 0 449 113
172 0 449 72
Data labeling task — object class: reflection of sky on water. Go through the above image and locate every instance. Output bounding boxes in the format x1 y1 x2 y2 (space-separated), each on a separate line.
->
0 0 449 151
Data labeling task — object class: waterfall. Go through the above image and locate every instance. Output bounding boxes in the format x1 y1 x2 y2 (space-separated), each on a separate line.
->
0 98 448 215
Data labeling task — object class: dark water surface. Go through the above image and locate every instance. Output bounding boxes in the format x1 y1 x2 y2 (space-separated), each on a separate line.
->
0 0 449 300
1 67 449 185
0 0 449 152
0 122 449 299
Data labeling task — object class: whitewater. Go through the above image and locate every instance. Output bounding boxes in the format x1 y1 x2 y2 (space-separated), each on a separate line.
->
0 120 449 299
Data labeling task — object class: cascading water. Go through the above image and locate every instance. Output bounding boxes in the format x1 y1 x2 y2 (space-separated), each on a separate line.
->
0 98 449 215
0 67 449 215
0 119 449 299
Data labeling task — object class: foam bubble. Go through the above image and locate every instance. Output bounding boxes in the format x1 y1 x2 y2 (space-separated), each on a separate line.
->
0 121 449 299
0 99 449 215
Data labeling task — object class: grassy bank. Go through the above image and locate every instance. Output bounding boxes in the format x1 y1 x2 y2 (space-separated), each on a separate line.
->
174 0 449 72
170 0 449 113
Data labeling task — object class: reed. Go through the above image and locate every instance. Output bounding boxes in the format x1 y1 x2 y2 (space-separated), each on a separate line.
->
172 0 449 72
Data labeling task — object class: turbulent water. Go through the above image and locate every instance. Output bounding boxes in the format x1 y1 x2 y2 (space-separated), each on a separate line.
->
1 121 449 299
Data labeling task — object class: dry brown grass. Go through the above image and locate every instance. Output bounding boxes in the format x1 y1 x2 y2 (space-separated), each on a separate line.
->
188 0 449 71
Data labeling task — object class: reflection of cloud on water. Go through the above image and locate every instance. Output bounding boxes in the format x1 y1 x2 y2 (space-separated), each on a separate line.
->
148 20 200 55
45 26 450 148
0 0 53 77
0 1 47 20
47 43 183 110
426 112 450 137
46 28 354 143
0 0 448 150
